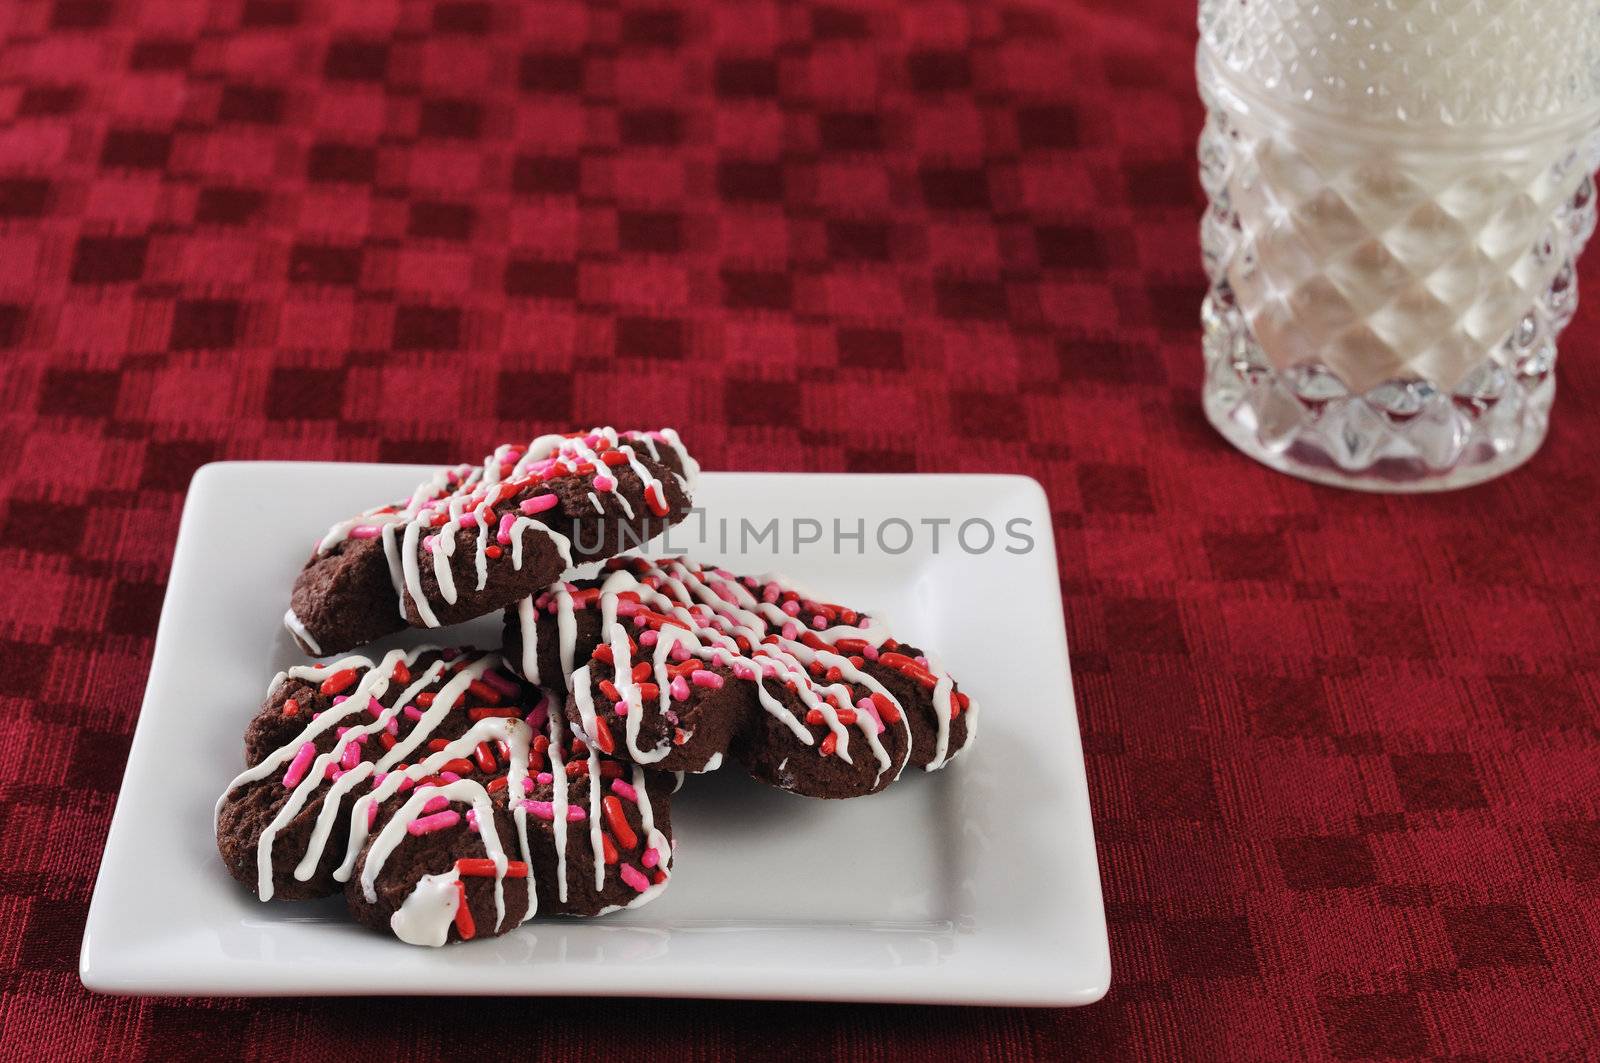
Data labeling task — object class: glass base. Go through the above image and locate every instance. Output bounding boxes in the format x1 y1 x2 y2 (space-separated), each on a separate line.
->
1199 287 1561 493
1202 370 1552 493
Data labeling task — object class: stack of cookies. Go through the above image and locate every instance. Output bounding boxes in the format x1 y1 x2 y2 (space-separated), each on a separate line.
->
216 427 977 947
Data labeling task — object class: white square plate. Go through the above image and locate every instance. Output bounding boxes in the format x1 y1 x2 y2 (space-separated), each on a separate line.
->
80 463 1109 1005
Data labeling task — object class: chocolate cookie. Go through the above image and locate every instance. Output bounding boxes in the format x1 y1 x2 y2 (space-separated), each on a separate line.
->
284 428 697 657
502 557 977 800
216 646 676 946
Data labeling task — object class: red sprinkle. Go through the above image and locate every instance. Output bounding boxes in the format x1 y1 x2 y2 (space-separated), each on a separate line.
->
392 661 410 685
591 716 616 755
439 757 475 775
456 858 528 879
453 879 475 940
281 698 300 718
603 795 639 849
416 692 436 708
819 732 838 757
468 707 520 720
870 691 902 724
484 544 503 559
467 680 501 704
601 832 618 865
319 669 358 696
473 742 497 773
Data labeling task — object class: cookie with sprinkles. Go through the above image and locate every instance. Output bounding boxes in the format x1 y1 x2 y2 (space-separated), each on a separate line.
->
284 428 697 657
215 646 676 946
502 557 977 800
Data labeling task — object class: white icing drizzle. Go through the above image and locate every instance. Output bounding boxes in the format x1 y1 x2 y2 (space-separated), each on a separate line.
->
282 609 321 655
390 868 460 947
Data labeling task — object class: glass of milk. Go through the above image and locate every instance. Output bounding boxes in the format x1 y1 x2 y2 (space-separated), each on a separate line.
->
1198 1 1600 491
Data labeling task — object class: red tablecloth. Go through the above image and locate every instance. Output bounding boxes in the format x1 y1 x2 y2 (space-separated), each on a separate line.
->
3 0 1598 1058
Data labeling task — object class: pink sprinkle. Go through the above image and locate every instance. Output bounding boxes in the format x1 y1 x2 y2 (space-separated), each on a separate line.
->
459 512 478 527
332 695 348 705
282 742 315 788
422 795 449 814
611 779 638 801
731 661 758 681
496 512 517 545
371 772 387 786
340 742 360 771
396 776 416 793
536 772 553 785
466 809 479 833
525 702 549 730
811 615 827 630
863 644 880 661
519 494 559 515
407 810 460 836
915 655 929 667
670 643 691 662
781 621 800 641
386 717 399 735
404 705 424 721
366 697 383 718
616 601 640 617
593 475 615 492
480 669 519 696
567 805 587 822
348 525 381 539
670 676 690 701
639 630 658 647
781 600 801 617
439 771 461 783
856 696 887 734
619 864 650 893
762 584 780 604
522 800 554 821
366 803 378 828
422 535 436 554
641 847 660 869
691 670 723 689
613 700 630 716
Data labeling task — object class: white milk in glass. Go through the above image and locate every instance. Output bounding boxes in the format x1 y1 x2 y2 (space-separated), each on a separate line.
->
1197 1 1600 490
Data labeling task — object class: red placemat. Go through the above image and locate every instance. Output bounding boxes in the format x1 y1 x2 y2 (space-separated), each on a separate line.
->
3 0 1598 1058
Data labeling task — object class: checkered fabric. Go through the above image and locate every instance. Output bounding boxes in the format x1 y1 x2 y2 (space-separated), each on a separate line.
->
1 0 1598 1058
